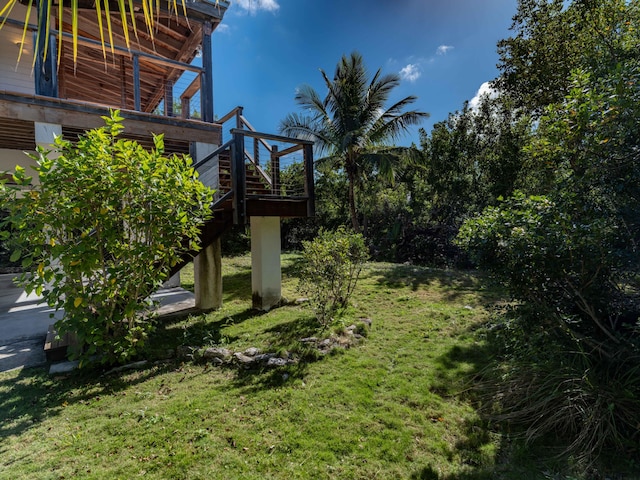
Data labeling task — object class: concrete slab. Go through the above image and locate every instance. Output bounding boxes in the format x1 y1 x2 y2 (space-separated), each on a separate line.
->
0 281 196 374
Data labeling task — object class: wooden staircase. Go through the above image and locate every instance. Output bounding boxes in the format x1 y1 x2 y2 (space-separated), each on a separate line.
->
169 109 315 275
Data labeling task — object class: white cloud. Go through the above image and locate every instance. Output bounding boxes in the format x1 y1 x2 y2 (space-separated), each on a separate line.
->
216 24 230 33
469 81 499 110
436 45 454 56
400 63 421 83
234 0 279 14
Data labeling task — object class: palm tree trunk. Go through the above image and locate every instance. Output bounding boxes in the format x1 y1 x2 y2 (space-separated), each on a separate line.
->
347 167 360 232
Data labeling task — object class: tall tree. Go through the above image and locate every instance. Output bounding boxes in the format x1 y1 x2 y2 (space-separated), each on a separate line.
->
280 51 429 232
495 0 639 115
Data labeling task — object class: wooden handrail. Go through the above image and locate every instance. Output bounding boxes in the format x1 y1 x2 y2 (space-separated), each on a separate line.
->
216 106 244 126
192 138 234 170
229 128 314 145
239 115 273 153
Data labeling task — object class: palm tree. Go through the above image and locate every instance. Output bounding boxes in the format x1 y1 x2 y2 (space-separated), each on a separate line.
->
280 51 429 232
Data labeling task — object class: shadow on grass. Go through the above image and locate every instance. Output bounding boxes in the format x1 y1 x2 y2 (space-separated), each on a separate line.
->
229 314 323 393
148 307 265 357
0 360 178 451
422 321 616 479
369 263 501 302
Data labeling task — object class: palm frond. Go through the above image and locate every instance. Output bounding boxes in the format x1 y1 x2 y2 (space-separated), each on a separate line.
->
279 112 335 155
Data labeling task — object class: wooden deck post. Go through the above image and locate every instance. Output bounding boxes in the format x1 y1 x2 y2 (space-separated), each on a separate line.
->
271 145 280 195
133 54 141 111
231 131 246 225
34 0 58 97
304 143 315 217
201 22 214 123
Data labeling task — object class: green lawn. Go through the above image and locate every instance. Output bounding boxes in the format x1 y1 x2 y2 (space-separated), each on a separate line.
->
0 255 585 479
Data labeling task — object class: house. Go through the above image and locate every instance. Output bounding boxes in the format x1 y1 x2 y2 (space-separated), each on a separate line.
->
0 0 314 311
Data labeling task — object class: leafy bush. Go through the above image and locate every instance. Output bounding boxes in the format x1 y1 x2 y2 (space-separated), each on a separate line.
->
480 315 640 466
457 66 640 466
0 111 213 365
298 227 369 328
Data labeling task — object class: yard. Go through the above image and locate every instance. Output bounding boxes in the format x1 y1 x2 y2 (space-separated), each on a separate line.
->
0 255 608 479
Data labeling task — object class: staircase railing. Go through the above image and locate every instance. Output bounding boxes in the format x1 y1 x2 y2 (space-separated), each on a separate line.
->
193 106 315 225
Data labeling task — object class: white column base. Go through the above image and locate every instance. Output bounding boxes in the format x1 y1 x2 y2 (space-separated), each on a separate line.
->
194 238 222 310
250 216 281 311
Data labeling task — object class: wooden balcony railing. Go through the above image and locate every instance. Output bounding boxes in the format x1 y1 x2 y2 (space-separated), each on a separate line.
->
195 107 315 224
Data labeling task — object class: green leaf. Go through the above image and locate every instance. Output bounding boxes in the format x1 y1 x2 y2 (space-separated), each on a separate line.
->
9 249 21 263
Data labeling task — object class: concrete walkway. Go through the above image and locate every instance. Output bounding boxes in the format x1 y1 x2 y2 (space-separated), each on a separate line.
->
0 273 195 373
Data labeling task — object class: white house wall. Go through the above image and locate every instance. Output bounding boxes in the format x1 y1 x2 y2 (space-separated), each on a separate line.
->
0 3 37 95
0 148 36 176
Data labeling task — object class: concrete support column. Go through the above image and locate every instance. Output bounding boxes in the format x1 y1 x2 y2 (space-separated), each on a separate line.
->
250 216 281 311
193 141 219 190
191 140 221 308
35 122 62 150
194 237 222 310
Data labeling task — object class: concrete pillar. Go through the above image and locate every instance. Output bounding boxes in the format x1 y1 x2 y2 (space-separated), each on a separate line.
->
35 122 62 150
193 141 219 191
250 216 281 311
191 141 221 308
194 237 222 310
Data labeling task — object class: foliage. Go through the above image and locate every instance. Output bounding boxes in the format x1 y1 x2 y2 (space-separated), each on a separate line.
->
298 227 369 328
481 329 640 465
420 95 532 227
458 49 640 463
457 192 634 357
0 111 213 365
280 51 428 232
496 0 640 115
1 256 538 479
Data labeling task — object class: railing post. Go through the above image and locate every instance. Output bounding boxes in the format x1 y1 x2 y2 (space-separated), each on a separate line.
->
119 57 127 108
304 144 315 217
253 138 259 166
34 0 58 97
231 131 246 225
133 53 141 111
236 106 244 129
165 79 174 117
181 96 190 119
201 22 214 123
270 145 280 196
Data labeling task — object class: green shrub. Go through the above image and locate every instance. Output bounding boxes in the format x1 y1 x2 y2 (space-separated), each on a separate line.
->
298 227 369 328
0 111 213 366
481 326 640 466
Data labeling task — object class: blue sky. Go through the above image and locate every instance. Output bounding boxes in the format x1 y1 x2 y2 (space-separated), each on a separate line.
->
211 0 518 146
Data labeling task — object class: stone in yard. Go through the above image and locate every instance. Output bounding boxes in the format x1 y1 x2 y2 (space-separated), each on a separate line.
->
49 360 79 374
234 352 255 365
359 318 373 327
266 357 288 367
300 337 318 343
203 347 232 361
243 347 261 357
254 353 276 363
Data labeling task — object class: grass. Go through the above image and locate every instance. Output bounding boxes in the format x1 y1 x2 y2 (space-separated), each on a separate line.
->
0 255 632 479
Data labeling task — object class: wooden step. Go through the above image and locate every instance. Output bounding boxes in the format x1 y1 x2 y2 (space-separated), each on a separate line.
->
44 324 79 362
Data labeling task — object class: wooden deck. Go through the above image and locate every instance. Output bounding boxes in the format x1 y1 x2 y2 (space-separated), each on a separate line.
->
0 91 222 152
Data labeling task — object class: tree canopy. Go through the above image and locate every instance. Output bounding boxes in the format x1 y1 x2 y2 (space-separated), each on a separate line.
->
280 51 428 232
